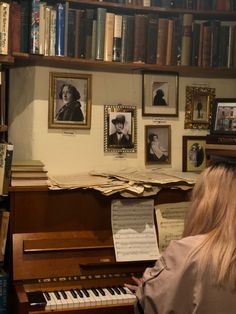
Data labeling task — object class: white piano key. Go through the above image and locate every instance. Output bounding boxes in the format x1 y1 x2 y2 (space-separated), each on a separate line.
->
123 286 137 303
52 291 63 309
47 292 58 310
64 290 75 308
103 288 119 305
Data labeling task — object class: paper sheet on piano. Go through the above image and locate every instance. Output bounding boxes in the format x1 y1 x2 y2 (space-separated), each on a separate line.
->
111 199 160 262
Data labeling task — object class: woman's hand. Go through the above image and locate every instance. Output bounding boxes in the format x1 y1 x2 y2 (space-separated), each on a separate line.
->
124 276 144 292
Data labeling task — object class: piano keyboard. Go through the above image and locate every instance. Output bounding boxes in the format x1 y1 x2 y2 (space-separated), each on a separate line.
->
28 286 136 311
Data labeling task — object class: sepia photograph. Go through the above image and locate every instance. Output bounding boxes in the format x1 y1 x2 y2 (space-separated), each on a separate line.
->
182 136 206 172
142 71 179 117
48 72 92 129
104 104 137 153
145 125 171 164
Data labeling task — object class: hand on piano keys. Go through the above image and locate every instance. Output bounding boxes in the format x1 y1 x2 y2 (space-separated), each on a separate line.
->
27 286 136 311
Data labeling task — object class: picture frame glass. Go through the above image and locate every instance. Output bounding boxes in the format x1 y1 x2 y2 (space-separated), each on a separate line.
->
142 72 178 117
48 72 92 129
104 104 137 153
182 136 206 172
211 99 236 134
145 125 171 164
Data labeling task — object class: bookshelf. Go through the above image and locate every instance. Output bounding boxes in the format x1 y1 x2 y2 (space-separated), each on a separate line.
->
2 0 235 78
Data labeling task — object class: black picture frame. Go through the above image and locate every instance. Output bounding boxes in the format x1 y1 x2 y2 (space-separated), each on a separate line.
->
210 98 236 135
182 136 206 172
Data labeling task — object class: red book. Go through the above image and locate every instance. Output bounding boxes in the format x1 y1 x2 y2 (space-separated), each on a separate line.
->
11 1 21 52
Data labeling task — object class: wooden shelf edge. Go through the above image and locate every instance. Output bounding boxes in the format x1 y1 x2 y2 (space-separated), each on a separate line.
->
0 125 8 132
0 55 14 65
11 53 236 78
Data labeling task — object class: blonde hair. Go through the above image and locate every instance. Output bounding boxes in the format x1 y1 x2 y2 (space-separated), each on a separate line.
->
183 163 236 288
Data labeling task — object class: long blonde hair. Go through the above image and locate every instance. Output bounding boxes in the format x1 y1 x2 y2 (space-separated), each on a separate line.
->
183 163 236 287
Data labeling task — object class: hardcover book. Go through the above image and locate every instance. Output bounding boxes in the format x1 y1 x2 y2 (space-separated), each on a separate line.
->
55 3 65 56
11 1 21 53
112 15 122 62
171 16 182 65
85 9 95 59
44 6 51 56
156 18 169 65
0 2 10 55
104 12 115 61
49 7 56 56
30 0 40 54
181 13 193 66
133 14 148 63
146 15 158 64
120 15 135 63
95 8 107 60
20 0 30 52
67 8 77 57
39 1 46 55
202 22 212 67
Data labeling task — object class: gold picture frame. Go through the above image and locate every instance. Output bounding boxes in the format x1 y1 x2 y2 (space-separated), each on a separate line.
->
145 125 171 164
182 135 206 172
104 104 137 153
48 72 92 129
184 86 215 130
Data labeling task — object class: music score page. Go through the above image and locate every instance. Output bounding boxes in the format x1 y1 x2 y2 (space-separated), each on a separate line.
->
111 199 160 262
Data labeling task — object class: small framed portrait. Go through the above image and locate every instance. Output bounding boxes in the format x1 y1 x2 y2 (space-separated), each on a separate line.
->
48 72 92 129
104 104 137 153
184 86 215 130
145 125 171 164
210 98 236 135
182 136 206 172
142 71 179 117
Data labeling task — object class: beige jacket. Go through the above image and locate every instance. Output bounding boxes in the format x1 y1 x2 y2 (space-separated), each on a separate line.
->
135 235 236 314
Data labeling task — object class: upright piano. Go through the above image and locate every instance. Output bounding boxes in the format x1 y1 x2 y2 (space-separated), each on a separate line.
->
9 187 190 313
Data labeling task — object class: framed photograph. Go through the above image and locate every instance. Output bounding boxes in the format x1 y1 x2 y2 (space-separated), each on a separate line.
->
104 104 137 153
48 72 92 129
210 98 236 135
184 86 215 130
182 136 206 172
145 125 171 164
142 71 179 117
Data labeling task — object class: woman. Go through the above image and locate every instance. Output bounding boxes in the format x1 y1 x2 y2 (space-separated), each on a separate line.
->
55 84 84 122
148 133 167 161
126 162 236 314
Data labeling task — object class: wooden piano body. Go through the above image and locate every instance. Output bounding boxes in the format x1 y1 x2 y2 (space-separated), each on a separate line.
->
9 187 190 313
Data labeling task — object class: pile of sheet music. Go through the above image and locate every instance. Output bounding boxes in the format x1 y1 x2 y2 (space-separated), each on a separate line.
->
48 168 199 196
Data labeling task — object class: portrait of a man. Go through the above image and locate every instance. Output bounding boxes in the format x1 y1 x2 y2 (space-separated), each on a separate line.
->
108 113 133 148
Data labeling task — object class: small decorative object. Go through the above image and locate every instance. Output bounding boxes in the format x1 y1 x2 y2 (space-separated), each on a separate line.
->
48 72 92 129
104 104 137 153
182 135 206 172
142 71 179 117
184 86 215 130
210 98 236 135
145 125 171 164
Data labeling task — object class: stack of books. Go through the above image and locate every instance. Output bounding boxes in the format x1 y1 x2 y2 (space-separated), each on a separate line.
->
11 160 48 187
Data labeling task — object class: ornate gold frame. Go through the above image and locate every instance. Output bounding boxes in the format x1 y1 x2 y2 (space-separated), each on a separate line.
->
184 86 215 130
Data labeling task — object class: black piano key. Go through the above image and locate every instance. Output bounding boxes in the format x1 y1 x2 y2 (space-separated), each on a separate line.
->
54 291 61 299
43 291 51 300
82 288 90 297
112 286 121 295
97 287 105 296
91 288 99 297
60 290 68 299
107 287 115 295
70 289 78 298
75 289 84 298
27 291 47 308
118 286 127 294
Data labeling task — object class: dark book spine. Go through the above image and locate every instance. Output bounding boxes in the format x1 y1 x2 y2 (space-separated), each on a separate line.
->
191 22 200 66
85 9 95 59
156 18 169 65
2 144 13 196
67 9 76 57
11 2 21 53
146 16 158 64
133 15 148 63
121 15 135 63
95 7 107 60
210 20 221 67
30 0 40 54
78 12 86 59
20 0 31 53
202 23 212 67
218 25 230 67
171 16 182 65
181 13 193 65
55 3 65 56
112 15 122 62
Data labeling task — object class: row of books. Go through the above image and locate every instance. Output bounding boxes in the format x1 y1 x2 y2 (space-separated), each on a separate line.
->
11 159 49 187
0 2 9 55
11 1 236 67
0 143 13 197
102 0 236 11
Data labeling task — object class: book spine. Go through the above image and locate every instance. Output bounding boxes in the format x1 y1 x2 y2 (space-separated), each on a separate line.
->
11 1 21 53
112 15 122 62
49 8 56 56
0 2 10 55
67 9 76 58
227 25 235 68
0 144 7 195
166 19 174 65
202 23 212 67
191 22 200 66
181 13 193 65
55 3 65 56
218 25 230 67
104 12 115 61
146 16 158 64
78 11 86 58
85 9 95 59
0 270 8 313
30 0 40 54
156 18 169 65
171 16 182 65
20 0 30 53
91 19 97 60
2 144 13 197
133 14 148 63
95 8 107 60
64 1 69 57
44 6 51 56
39 2 46 55
0 211 10 259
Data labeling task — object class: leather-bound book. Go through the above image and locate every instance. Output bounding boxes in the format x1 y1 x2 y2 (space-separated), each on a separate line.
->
104 12 115 61
133 14 148 63
146 15 158 64
112 14 122 62
171 15 182 65
95 7 107 60
210 20 221 67
120 15 134 63
191 22 201 66
156 18 169 65
202 22 212 67
11 1 21 53
85 9 94 59
166 18 174 65
181 13 193 65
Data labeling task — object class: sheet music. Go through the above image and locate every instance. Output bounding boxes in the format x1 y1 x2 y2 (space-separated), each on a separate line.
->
155 202 191 253
111 199 160 262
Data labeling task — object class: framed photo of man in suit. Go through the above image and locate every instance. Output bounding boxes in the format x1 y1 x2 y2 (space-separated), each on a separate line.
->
104 105 137 153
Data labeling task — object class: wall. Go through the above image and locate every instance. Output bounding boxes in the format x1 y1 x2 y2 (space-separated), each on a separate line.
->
8 66 236 175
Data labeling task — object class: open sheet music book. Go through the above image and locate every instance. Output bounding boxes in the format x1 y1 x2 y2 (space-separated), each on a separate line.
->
111 199 160 262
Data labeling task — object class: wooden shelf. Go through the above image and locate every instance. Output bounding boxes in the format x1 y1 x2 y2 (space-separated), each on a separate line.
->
12 52 236 78
0 125 8 132
0 55 14 66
